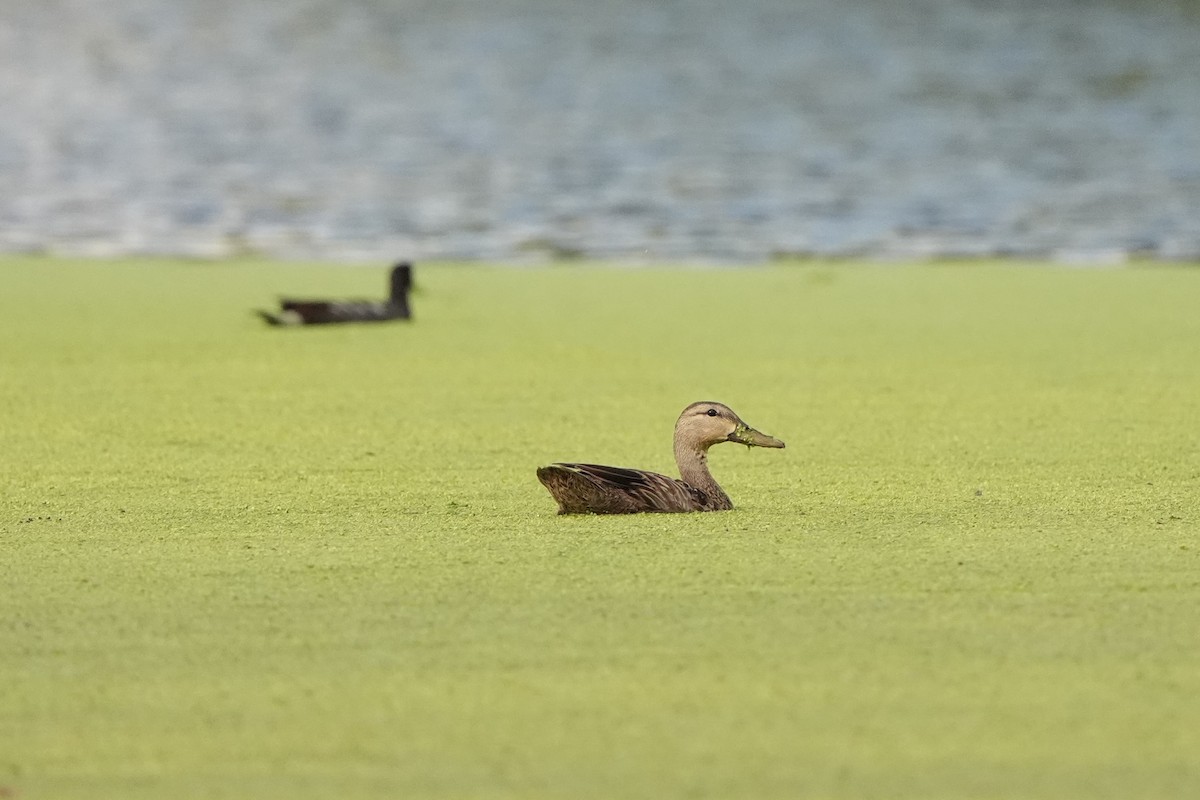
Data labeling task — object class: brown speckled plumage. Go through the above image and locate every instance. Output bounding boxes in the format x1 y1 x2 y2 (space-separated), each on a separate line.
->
537 402 784 514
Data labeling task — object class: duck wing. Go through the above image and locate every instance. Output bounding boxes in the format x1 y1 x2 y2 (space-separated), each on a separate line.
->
275 299 407 324
536 463 713 514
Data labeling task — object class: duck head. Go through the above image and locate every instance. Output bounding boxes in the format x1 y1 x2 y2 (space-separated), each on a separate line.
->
675 401 786 451
389 262 413 301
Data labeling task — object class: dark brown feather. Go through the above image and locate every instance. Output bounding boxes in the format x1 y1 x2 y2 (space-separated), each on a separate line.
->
537 463 716 515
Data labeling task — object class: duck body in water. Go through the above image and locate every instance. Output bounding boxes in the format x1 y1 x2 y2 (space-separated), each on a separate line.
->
258 262 412 326
537 402 784 514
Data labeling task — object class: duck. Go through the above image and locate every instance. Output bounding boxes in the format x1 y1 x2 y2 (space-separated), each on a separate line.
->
257 262 413 326
537 401 785 514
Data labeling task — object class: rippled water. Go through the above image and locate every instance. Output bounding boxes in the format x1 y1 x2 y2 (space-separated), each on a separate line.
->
2 0 1198 261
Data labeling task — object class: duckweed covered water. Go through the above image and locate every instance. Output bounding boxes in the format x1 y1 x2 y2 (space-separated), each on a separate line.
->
2 257 1199 799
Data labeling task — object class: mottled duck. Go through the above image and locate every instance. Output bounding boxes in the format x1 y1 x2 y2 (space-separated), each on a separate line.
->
257 262 412 326
537 401 785 514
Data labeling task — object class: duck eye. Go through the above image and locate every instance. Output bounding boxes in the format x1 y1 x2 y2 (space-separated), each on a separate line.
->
706 409 718 417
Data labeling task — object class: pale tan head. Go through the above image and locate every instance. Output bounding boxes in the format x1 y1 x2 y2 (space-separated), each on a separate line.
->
674 401 786 452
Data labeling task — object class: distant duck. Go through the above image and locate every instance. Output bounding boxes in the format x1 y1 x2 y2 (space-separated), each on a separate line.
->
257 262 413 326
537 402 785 514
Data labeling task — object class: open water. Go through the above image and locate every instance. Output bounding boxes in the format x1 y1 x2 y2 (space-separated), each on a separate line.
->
2 0 1198 262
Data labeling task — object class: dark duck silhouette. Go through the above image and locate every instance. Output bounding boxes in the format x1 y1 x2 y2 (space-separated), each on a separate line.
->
257 262 413 326
537 402 785 514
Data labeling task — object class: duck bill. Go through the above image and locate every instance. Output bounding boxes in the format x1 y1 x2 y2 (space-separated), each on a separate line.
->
728 424 786 449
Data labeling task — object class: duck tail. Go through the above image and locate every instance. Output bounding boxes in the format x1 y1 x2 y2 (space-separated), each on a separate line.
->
255 309 304 326
537 464 608 515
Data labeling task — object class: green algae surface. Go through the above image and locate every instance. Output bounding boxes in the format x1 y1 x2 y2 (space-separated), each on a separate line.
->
2 257 1199 799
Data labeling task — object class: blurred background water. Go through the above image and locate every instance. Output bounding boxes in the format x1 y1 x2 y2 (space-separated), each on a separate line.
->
2 0 1198 263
